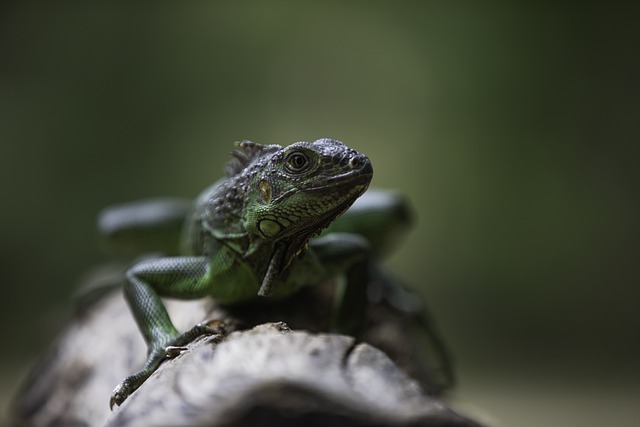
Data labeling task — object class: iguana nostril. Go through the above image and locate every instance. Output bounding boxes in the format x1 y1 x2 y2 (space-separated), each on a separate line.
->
349 154 368 170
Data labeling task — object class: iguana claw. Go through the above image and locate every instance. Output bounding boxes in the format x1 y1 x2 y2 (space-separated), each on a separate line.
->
109 319 228 409
109 380 132 410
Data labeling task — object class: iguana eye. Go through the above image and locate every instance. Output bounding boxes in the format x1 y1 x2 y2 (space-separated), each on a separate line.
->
285 151 311 174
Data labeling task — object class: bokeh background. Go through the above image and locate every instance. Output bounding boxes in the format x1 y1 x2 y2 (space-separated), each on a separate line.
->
1 2 638 426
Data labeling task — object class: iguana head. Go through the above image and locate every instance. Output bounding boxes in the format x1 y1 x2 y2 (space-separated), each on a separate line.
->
242 138 372 240
229 138 373 295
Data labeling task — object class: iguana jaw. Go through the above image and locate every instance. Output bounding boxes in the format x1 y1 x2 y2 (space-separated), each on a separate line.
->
257 177 371 298
276 172 372 239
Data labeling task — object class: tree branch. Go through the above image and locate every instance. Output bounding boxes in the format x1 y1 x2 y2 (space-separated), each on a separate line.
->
12 281 484 427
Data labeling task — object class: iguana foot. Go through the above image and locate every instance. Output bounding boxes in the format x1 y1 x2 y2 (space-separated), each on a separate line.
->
164 319 226 357
109 319 227 410
110 368 155 410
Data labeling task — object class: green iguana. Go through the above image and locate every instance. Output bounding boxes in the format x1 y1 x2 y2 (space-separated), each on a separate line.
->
99 138 453 409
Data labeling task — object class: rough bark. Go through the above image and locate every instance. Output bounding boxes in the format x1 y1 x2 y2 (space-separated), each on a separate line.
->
11 271 484 427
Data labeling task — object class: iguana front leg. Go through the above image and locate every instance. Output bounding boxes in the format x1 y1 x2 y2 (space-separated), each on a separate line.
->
313 191 455 392
110 257 225 409
302 232 372 336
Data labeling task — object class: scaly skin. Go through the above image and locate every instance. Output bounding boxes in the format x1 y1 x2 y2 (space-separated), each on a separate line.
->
108 139 375 408
103 138 455 408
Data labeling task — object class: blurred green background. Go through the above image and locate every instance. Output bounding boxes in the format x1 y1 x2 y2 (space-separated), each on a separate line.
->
1 2 639 426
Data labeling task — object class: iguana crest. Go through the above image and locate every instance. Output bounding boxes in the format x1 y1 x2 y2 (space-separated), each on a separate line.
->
225 140 279 177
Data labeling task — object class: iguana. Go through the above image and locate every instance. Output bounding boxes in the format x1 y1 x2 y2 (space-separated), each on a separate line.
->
99 138 453 409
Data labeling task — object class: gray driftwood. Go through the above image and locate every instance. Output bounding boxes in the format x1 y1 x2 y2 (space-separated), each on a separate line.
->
12 267 483 427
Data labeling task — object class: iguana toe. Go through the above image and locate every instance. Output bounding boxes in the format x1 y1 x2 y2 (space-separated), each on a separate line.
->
110 380 132 410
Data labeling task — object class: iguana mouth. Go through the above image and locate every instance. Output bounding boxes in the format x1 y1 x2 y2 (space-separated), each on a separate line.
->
310 174 371 192
303 162 373 192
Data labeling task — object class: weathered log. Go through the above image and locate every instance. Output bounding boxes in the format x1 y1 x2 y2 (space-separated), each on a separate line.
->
11 269 484 427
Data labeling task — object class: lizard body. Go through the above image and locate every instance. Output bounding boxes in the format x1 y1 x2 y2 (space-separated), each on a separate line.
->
101 138 452 408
